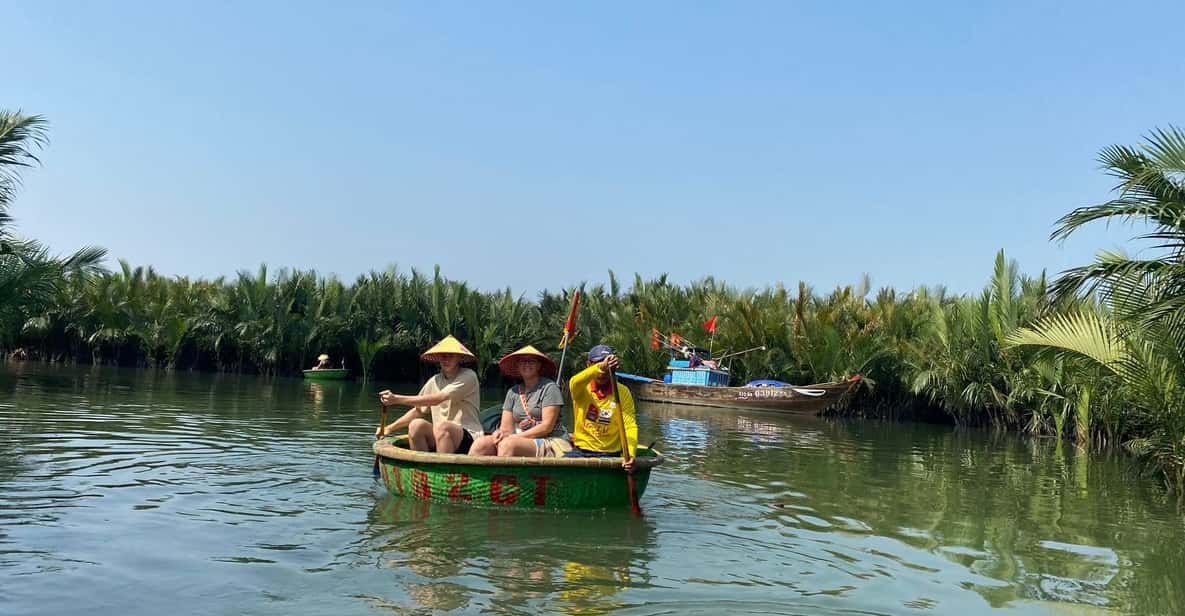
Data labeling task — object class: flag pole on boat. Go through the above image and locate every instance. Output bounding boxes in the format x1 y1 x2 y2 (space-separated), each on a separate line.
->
713 345 767 362
555 286 582 386
649 330 702 358
649 329 766 371
703 316 718 357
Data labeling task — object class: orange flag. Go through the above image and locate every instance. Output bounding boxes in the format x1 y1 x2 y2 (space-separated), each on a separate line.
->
558 290 581 349
703 316 718 334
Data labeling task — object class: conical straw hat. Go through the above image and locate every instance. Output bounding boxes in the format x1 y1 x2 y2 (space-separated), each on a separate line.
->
499 345 557 379
317 354 330 361
420 335 476 363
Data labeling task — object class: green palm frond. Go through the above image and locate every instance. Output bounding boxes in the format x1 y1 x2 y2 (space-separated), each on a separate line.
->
1007 310 1126 372
1141 126 1185 174
0 111 49 209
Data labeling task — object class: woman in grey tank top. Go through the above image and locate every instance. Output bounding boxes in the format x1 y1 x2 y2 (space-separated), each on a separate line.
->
468 346 572 457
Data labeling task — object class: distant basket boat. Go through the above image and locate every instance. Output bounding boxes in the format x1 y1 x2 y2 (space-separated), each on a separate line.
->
302 368 349 380
616 358 861 416
373 436 663 510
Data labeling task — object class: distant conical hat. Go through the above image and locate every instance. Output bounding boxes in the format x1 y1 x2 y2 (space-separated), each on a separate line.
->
499 345 558 379
420 335 476 363
317 354 330 361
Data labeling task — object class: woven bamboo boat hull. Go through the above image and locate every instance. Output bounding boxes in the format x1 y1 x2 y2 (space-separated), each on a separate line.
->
630 377 860 416
302 369 349 380
373 436 662 510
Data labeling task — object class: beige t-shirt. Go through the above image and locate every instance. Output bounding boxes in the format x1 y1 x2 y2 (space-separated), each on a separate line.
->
417 368 482 439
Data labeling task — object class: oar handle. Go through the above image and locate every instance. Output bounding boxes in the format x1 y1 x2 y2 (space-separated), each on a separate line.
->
608 369 641 516
608 370 633 463
373 404 388 477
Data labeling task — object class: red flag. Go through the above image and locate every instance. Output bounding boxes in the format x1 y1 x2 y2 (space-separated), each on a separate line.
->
558 290 581 349
703 316 718 334
670 333 681 346
650 328 660 350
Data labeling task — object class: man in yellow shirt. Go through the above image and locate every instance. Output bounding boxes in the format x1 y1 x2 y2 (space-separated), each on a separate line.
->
375 336 483 454
566 344 637 472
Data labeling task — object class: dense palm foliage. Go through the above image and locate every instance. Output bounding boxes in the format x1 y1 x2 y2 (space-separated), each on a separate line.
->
1010 126 1185 488
0 248 1128 461
0 111 105 348
0 250 1076 410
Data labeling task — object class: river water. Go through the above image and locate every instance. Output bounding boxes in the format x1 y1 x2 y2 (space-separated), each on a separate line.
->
1 364 1182 615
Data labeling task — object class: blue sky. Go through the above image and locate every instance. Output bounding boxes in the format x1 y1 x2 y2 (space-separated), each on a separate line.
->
8 1 1183 296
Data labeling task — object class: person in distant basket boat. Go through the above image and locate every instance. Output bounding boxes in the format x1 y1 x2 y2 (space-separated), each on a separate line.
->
470 345 571 458
310 353 332 370
565 344 638 472
374 336 483 454
10 347 28 361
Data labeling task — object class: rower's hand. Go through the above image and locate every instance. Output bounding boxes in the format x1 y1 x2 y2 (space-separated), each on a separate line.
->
622 457 635 473
374 425 387 438
599 354 620 372
379 390 404 406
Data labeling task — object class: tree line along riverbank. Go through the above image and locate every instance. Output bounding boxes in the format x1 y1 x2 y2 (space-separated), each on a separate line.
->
2 110 1182 488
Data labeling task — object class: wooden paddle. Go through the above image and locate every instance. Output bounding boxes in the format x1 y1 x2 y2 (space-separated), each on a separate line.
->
373 403 388 477
608 370 641 516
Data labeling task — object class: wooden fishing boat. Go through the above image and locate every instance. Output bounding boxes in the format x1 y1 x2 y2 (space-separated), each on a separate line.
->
373 436 663 510
302 368 349 380
617 369 861 417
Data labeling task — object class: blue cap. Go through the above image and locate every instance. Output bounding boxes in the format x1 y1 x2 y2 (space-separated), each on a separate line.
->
588 344 615 362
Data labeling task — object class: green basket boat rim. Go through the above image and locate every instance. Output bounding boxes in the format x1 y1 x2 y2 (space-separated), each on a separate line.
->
374 436 664 469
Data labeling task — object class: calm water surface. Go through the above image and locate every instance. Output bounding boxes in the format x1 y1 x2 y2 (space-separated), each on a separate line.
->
2 364 1183 615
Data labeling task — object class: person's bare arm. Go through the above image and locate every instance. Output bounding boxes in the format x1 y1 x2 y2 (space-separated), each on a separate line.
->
380 389 450 408
492 410 514 443
515 405 560 439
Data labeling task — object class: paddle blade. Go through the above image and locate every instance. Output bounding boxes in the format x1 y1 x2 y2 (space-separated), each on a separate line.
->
627 474 641 516
608 370 641 516
373 404 388 478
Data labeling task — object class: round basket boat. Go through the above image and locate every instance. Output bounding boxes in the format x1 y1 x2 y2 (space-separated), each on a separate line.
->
373 436 664 510
302 369 349 380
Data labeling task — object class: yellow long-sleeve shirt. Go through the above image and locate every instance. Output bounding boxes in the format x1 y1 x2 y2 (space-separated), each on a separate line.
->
569 364 638 455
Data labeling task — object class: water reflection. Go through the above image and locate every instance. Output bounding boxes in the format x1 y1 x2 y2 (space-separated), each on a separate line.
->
368 496 656 614
638 402 1185 614
3 365 1185 615
305 380 350 417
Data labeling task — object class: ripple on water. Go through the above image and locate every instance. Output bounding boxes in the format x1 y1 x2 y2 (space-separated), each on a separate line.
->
1 366 1183 615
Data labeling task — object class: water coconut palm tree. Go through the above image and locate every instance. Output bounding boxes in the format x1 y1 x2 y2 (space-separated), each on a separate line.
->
0 111 105 347
1011 126 1185 487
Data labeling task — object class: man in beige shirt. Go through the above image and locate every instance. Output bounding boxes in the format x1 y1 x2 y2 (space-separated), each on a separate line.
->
375 336 483 454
